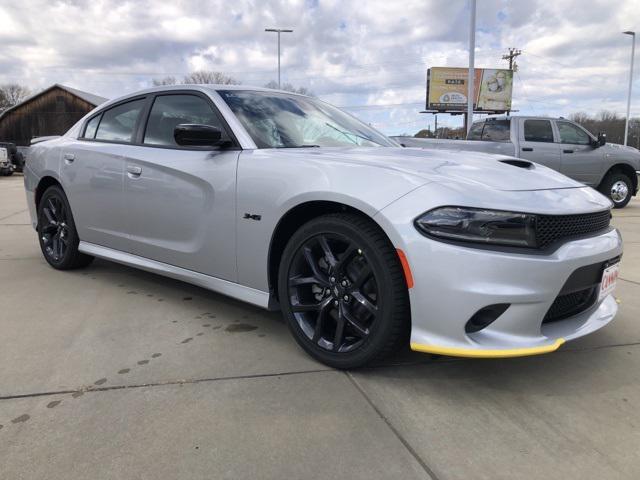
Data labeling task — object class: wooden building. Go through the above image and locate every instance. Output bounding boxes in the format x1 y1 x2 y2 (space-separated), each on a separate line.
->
0 84 107 146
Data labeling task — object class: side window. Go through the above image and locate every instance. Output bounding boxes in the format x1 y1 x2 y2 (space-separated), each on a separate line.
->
557 121 591 145
144 94 227 147
83 114 101 139
467 122 484 141
481 119 510 142
95 99 145 142
523 119 554 143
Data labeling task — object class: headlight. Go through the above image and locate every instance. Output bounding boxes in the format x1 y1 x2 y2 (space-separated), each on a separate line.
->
414 207 538 248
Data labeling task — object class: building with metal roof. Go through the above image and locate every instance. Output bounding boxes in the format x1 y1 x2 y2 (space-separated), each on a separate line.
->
0 84 107 146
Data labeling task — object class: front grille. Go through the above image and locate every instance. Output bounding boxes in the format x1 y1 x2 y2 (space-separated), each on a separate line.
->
536 210 611 249
543 286 597 323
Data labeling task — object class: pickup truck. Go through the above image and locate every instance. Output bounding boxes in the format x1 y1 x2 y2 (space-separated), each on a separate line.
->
0 142 25 176
393 115 640 207
0 144 15 176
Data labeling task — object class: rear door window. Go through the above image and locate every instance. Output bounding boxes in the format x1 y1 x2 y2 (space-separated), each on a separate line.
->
95 99 145 142
481 120 510 142
523 119 554 143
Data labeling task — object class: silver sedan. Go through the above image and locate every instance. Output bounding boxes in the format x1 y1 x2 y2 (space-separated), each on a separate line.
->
23 85 623 368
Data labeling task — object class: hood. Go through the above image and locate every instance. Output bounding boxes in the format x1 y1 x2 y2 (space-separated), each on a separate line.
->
604 142 639 153
294 147 584 191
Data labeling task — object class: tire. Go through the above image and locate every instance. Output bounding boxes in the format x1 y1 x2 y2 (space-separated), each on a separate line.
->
278 213 410 369
37 185 94 270
599 172 633 208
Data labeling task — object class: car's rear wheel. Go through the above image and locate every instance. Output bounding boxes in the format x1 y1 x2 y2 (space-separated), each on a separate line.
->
37 185 94 270
599 172 633 208
278 213 410 369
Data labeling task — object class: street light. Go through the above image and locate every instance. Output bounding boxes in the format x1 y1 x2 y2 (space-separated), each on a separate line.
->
467 0 476 136
623 30 636 146
265 28 293 89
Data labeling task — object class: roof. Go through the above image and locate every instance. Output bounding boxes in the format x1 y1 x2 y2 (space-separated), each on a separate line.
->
0 84 108 121
55 84 108 107
96 83 309 110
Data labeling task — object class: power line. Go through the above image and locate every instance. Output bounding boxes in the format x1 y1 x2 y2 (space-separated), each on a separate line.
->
339 102 424 110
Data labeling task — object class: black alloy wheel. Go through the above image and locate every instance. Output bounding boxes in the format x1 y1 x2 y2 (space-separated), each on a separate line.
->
288 232 377 353
279 213 410 368
37 185 94 270
40 194 70 262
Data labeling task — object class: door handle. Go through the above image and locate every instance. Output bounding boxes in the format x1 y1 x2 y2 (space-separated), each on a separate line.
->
63 153 75 164
563 149 574 153
522 147 533 152
126 165 142 178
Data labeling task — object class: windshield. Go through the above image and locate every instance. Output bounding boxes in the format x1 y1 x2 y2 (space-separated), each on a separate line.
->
218 90 396 148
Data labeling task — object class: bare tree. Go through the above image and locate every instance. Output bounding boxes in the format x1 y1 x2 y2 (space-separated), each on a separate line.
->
0 84 31 112
183 71 240 85
152 76 178 86
264 80 313 95
151 70 240 87
569 110 633 145
414 128 434 138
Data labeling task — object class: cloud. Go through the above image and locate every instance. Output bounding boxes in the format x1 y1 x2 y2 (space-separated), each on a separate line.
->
0 0 639 134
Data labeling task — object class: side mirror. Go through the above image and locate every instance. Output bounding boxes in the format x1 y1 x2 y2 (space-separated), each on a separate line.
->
598 132 607 147
174 124 224 147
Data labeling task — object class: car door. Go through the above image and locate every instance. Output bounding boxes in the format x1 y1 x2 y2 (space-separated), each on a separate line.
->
517 118 561 171
555 120 604 186
122 92 240 281
60 97 146 252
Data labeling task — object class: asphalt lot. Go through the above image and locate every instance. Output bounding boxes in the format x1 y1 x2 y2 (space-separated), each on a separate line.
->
1 173 640 480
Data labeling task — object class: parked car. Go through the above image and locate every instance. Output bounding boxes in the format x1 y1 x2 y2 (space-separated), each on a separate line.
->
394 116 640 208
0 144 15 176
23 86 622 368
0 142 25 174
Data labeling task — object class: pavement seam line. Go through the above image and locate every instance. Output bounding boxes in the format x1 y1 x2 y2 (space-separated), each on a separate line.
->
0 368 333 401
2 340 639 401
345 371 440 480
620 277 640 287
0 209 28 222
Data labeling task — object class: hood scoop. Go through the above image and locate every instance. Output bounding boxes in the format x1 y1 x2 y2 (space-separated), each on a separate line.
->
500 159 534 169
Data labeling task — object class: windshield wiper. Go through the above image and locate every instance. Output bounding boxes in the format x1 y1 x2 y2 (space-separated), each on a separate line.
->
324 123 384 147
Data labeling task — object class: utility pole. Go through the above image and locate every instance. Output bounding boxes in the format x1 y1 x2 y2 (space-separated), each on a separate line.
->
467 0 476 136
623 31 636 146
502 47 522 71
265 28 294 88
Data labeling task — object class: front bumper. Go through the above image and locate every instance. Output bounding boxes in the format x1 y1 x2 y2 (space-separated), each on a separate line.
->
407 229 621 357
375 182 623 358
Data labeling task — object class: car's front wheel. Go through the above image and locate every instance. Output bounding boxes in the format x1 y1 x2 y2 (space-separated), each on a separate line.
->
37 185 94 270
278 213 410 369
599 172 633 208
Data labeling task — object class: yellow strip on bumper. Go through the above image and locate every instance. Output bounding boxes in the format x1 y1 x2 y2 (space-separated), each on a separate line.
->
410 338 565 358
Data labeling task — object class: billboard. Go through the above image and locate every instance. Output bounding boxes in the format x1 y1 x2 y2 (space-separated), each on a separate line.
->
426 67 513 112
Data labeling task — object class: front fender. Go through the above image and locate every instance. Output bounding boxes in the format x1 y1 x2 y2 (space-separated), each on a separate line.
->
235 149 428 291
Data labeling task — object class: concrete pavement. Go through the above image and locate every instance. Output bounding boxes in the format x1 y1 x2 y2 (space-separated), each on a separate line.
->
1 174 640 479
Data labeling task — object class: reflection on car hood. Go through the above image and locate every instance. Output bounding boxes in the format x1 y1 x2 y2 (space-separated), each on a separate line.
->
292 146 584 191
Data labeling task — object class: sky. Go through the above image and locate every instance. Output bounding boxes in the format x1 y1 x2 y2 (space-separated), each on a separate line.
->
0 0 639 135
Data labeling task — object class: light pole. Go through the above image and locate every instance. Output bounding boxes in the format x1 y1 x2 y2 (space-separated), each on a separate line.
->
265 28 293 89
623 31 635 146
467 0 476 136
